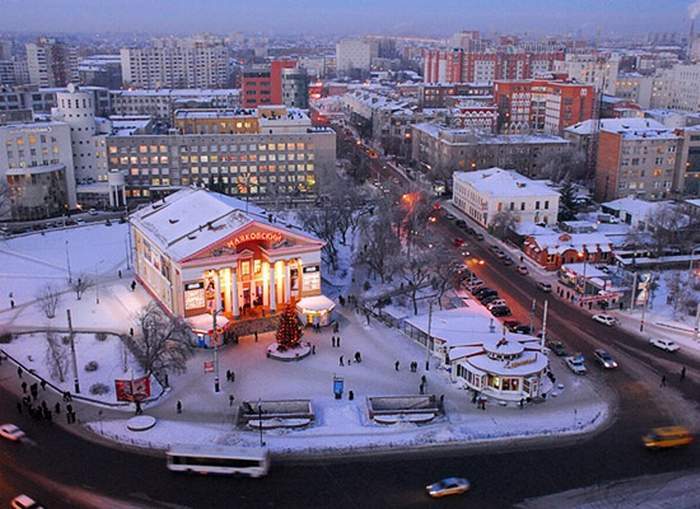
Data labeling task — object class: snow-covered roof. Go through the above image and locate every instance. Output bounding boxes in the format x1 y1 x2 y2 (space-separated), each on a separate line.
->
130 187 321 262
453 168 559 199
112 88 239 98
526 232 613 254
296 295 335 312
602 197 674 219
5 163 65 176
565 118 675 140
414 123 569 145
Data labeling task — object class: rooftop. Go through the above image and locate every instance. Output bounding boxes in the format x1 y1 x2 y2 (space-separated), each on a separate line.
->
453 168 560 198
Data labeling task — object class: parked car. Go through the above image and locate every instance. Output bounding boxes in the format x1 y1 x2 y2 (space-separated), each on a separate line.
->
495 251 507 259
546 341 568 357
490 244 501 252
517 265 528 275
501 257 514 266
455 219 467 228
0 424 25 442
642 426 694 450
480 294 502 305
491 305 512 317
445 213 456 221
537 282 552 293
649 338 680 352
426 477 471 498
486 299 508 310
565 354 587 375
513 325 532 335
88 208 98 216
593 349 618 369
466 227 476 236
592 314 616 326
10 495 44 509
474 287 495 298
465 279 484 292
474 232 484 241
503 320 520 331
453 238 465 247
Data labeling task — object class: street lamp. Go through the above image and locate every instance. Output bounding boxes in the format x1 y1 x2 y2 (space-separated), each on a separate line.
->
578 250 588 296
257 397 266 447
211 306 224 393
425 300 434 371
94 259 104 304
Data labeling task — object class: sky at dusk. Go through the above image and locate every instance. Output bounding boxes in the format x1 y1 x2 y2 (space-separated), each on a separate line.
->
0 0 696 36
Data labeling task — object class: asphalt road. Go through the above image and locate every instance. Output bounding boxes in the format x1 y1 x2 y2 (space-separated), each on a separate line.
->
0 138 698 508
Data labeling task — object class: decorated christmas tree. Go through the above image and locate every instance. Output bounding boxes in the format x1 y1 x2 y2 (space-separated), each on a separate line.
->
275 302 303 350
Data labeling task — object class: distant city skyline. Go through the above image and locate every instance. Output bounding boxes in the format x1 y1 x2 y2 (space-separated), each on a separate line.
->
0 0 696 37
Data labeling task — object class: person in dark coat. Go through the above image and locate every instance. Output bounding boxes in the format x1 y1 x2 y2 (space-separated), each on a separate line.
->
54 402 61 415
177 400 182 414
348 390 354 401
21 381 27 393
394 360 400 371
680 366 686 381
16 401 22 414
17 366 22 378
339 356 344 366
40 380 47 391
131 280 137 292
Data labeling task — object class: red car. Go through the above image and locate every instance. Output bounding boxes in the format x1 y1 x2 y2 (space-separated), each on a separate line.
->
453 238 465 247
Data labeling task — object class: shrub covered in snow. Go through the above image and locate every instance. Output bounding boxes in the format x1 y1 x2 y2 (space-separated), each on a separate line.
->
95 332 108 342
84 360 99 372
89 382 110 395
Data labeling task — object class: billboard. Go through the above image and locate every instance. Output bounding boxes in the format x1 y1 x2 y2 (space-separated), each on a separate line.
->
115 375 152 402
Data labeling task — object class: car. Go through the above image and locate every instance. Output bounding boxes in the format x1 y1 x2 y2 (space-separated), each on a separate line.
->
537 282 552 293
491 305 512 317
495 251 507 259
445 213 456 221
649 338 680 352
0 424 25 442
455 219 467 228
461 249 471 257
503 320 520 331
88 208 98 216
592 314 616 326
642 426 694 450
480 294 502 305
473 287 495 298
486 299 508 310
489 244 501 252
513 325 532 335
474 232 484 241
10 495 44 509
501 257 514 266
546 341 568 357
592 349 618 369
465 279 484 292
426 477 471 498
565 354 587 375
517 265 528 275
453 238 465 247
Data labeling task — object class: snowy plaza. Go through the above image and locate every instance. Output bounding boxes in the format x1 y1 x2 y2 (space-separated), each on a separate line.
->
0 222 609 455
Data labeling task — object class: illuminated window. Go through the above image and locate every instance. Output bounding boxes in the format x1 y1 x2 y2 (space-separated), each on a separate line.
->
241 261 250 276
139 145 148 153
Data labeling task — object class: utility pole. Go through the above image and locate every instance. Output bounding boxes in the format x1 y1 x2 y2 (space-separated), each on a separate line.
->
425 301 433 371
630 272 638 311
67 309 80 394
640 291 649 332
541 300 548 350
529 298 536 334
65 240 72 283
212 307 221 393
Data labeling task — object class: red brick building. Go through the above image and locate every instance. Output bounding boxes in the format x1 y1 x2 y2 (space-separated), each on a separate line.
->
493 79 595 134
523 232 613 271
423 49 564 84
241 59 296 108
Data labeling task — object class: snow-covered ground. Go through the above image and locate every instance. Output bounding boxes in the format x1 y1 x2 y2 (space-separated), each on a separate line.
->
79 304 608 455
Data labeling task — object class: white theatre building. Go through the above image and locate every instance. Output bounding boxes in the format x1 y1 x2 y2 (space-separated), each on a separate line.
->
130 187 334 327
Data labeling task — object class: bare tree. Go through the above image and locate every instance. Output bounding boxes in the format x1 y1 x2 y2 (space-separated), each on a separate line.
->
298 205 342 271
431 241 463 309
356 200 402 283
490 210 517 239
45 332 69 382
646 205 690 257
401 249 435 315
36 283 61 319
69 274 93 301
0 180 9 219
540 148 587 183
132 302 194 377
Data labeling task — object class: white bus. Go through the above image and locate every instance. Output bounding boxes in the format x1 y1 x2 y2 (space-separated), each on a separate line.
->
166 445 270 478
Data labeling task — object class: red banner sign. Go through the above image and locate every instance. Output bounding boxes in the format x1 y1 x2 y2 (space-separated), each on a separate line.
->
114 375 152 402
203 361 215 373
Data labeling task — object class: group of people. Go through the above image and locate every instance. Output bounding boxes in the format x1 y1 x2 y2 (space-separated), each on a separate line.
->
338 351 363 366
15 370 77 424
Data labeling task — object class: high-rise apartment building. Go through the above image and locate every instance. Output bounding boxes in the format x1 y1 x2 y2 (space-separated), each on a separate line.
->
552 53 619 94
493 78 595 134
120 36 228 89
335 38 379 73
241 60 296 108
26 37 79 87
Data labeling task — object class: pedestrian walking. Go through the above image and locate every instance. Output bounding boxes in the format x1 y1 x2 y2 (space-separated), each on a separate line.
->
312 345 316 355
333 322 339 334
421 375 427 385
419 383 424 394
519 398 524 409
254 331 259 343
10 299 15 309
21 381 27 393
366 313 370 326
129 327 134 337
177 400 182 414
660 374 666 387
54 402 60 415
16 401 22 414
681 366 686 381
226 369 231 382
331 336 335 347
17 366 22 378
472 391 478 404
347 357 352 365
229 394 235 407
164 373 169 387
231 370 235 383
40 380 47 391
30 383 38 401
439 394 445 406
394 360 400 371
354 352 361 363
348 390 354 401
130 280 136 292
118 269 122 279
135 401 143 415
66 403 73 415
339 355 344 366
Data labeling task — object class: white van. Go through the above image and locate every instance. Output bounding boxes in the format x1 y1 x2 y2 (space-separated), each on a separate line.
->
166 445 270 477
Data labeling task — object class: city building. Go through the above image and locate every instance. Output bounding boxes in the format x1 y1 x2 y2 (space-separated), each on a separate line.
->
449 100 498 132
452 167 560 227
120 36 228 89
78 54 122 89
552 53 620 94
675 124 700 194
281 67 309 109
422 49 564 84
240 60 297 108
110 88 239 121
130 186 333 325
335 38 379 74
418 82 493 108
523 232 614 270
0 120 77 219
614 73 654 109
493 78 595 134
26 37 78 87
650 63 700 111
593 118 681 202
106 105 336 202
412 123 570 179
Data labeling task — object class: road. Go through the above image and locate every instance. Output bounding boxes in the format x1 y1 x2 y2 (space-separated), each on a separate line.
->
0 137 697 508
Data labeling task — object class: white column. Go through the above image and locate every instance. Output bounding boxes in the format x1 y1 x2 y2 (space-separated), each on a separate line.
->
223 268 232 314
285 261 291 302
263 262 270 307
213 270 222 312
232 270 239 318
269 268 276 312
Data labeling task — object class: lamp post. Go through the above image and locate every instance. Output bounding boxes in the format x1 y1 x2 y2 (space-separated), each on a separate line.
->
257 397 266 447
65 240 72 283
211 307 223 393
425 300 433 371
578 250 588 296
94 259 104 305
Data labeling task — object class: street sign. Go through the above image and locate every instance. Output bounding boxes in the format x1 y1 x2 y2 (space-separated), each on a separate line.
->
333 376 344 399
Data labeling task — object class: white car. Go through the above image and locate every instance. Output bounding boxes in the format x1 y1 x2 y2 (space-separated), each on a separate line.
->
565 355 587 375
592 314 616 326
486 299 508 310
426 477 471 498
0 424 26 442
10 495 44 509
649 338 680 352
